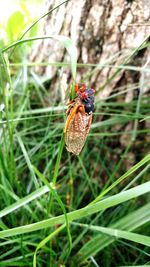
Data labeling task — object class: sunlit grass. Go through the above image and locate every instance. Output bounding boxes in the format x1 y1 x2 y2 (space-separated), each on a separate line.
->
0 4 150 267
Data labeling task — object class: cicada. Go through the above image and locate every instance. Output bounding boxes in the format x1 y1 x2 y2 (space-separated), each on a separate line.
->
64 84 95 155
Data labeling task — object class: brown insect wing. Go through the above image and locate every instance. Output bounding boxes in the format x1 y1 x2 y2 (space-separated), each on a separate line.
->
65 109 92 155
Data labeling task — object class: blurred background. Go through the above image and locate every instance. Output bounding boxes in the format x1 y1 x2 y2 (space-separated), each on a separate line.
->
0 0 150 266
0 0 43 42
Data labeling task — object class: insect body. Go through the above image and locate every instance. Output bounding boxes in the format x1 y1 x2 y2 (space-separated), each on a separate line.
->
64 84 95 155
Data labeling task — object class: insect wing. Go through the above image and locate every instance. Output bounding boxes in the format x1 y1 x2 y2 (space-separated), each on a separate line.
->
65 108 92 155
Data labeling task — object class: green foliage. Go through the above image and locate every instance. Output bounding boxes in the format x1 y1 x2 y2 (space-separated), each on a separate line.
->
6 11 25 41
0 1 38 62
0 2 150 267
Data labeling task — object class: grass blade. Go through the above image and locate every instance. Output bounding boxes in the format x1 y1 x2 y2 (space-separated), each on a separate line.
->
0 184 53 218
33 224 65 267
0 180 149 238
75 203 150 264
1 35 77 80
91 153 150 204
73 223 150 247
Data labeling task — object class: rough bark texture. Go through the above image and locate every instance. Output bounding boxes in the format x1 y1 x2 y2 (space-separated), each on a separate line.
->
30 0 150 101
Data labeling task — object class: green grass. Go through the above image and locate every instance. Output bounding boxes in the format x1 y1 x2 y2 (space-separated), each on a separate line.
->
0 4 150 267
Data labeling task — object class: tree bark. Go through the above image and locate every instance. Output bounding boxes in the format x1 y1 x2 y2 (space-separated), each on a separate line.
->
30 0 150 100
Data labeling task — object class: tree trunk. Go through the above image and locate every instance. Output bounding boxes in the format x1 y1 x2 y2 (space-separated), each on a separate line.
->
30 0 150 101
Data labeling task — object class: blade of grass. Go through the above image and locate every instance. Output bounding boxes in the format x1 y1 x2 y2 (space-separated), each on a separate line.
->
90 153 150 204
8 0 71 58
0 52 16 182
0 183 54 218
7 61 150 73
73 222 150 247
33 224 65 267
16 1 71 41
75 202 150 264
132 59 150 141
32 165 72 263
1 35 77 80
0 180 149 238
16 134 39 188
77 156 96 198
52 133 65 185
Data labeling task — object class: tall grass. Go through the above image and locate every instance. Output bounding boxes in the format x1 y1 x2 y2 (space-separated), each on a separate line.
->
0 4 150 267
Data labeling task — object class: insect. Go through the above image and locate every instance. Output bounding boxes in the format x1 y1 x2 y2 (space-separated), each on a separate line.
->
64 84 95 155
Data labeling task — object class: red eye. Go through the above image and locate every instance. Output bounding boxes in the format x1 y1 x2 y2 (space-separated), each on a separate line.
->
81 92 88 99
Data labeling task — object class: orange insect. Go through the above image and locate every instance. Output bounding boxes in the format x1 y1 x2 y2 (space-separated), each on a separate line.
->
64 84 95 155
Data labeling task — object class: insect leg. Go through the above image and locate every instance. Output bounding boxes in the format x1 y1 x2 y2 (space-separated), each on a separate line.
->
79 84 86 93
86 114 92 133
75 84 86 93
66 100 76 114
75 84 79 93
67 100 75 105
